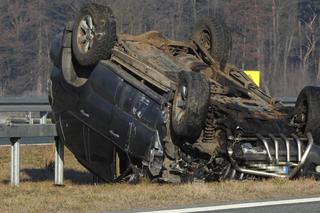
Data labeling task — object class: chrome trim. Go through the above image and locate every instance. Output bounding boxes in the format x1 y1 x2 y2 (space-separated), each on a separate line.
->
229 156 286 178
257 134 273 162
280 134 290 163
292 133 302 162
239 173 244 180
229 132 313 179
80 109 90 118
230 169 236 179
109 130 120 138
288 132 313 179
269 134 279 163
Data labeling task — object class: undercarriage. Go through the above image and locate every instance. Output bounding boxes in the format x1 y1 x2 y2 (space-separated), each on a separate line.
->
96 31 318 182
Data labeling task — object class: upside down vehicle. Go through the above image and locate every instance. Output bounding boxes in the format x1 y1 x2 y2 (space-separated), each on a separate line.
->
49 4 320 183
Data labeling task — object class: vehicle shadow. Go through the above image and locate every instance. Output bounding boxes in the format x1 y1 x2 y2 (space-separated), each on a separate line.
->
16 168 94 184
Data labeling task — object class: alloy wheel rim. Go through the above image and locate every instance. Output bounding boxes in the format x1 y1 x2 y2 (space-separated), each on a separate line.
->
77 15 95 53
199 30 211 52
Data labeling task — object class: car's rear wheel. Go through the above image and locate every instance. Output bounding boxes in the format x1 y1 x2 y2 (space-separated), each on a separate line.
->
193 17 232 70
72 3 116 66
293 86 320 144
172 71 210 141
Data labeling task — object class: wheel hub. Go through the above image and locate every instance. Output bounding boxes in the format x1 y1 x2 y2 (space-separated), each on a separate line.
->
175 85 188 123
77 15 95 53
199 30 211 52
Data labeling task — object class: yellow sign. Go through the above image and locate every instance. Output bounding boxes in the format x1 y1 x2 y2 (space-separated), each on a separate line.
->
244 70 260 87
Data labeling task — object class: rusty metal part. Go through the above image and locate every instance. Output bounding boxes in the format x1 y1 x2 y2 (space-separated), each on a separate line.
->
111 47 175 92
202 106 216 143
113 31 314 181
193 40 273 104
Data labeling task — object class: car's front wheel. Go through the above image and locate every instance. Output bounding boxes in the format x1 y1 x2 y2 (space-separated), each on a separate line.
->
171 71 210 142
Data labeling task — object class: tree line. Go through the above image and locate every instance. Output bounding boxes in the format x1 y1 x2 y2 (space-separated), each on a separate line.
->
0 0 319 96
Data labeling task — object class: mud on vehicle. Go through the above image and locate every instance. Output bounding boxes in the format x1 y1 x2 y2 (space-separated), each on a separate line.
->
49 3 320 183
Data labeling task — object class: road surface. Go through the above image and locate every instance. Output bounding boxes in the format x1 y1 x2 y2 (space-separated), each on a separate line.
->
130 197 320 213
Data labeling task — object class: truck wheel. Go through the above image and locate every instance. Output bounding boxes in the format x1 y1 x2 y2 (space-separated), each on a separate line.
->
294 86 320 144
193 17 232 70
172 71 210 141
72 3 116 66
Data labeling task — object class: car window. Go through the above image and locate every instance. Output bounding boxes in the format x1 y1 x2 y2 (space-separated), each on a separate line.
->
117 82 136 113
117 82 160 126
90 66 121 103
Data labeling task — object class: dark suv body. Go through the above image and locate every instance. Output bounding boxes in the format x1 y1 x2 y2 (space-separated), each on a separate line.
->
51 57 166 181
49 4 320 183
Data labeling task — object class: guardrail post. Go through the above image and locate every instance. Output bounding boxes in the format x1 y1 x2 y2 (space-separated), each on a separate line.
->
10 137 20 186
92 175 101 185
40 111 48 124
54 136 64 185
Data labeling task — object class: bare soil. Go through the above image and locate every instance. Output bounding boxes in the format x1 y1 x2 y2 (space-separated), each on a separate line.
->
0 145 320 213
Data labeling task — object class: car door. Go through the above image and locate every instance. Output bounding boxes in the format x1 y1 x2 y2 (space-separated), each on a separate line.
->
57 111 117 181
111 80 163 160
77 63 122 136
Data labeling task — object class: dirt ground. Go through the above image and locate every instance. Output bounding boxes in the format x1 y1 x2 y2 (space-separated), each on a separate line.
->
0 145 320 213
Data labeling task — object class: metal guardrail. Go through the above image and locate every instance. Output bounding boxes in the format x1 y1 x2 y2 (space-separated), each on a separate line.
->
0 96 63 186
0 96 51 112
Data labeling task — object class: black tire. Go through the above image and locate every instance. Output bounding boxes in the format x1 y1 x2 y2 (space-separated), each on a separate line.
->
72 3 116 66
50 32 63 68
193 17 232 70
294 86 320 144
172 71 210 141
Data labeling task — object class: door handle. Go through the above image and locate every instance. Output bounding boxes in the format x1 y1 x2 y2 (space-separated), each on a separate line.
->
109 130 120 138
80 109 90 118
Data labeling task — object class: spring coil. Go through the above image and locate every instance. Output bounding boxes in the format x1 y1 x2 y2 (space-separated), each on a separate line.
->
202 106 216 143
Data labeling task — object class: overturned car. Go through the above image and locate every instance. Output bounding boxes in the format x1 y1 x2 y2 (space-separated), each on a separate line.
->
49 3 320 183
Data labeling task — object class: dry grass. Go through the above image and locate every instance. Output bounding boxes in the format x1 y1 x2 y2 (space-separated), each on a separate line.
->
0 145 320 213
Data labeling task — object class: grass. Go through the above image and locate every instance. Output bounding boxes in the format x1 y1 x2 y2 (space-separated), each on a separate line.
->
0 145 320 213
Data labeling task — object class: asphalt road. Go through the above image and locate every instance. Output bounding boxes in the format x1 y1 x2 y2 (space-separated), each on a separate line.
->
131 197 320 213
210 202 320 213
